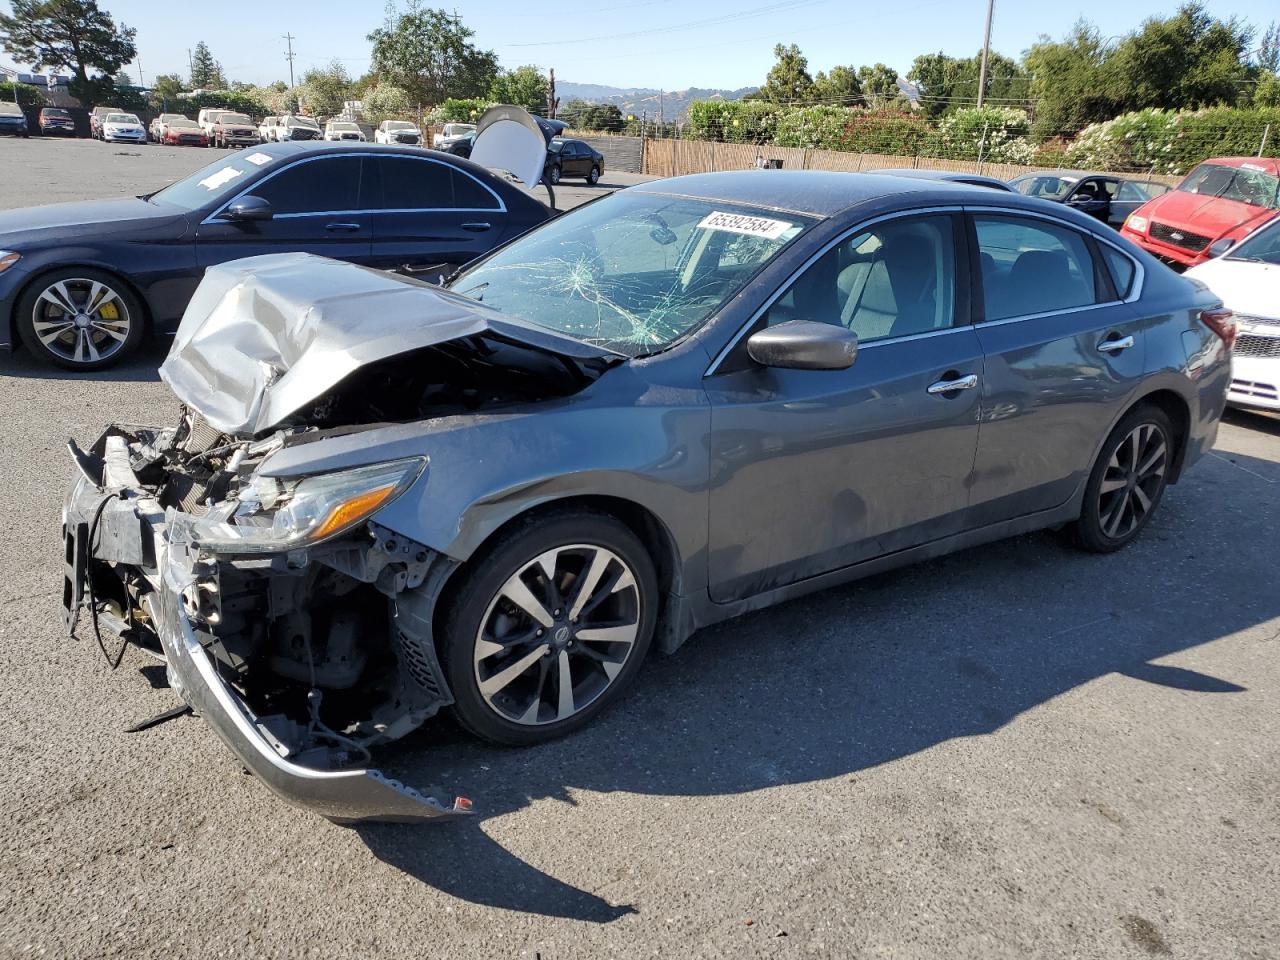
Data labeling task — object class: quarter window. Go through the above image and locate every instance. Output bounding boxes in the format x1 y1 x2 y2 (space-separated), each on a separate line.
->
251 157 363 215
974 216 1097 321
1099 245 1137 298
766 215 958 343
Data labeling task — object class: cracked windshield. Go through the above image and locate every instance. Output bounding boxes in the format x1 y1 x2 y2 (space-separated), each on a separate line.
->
451 192 813 355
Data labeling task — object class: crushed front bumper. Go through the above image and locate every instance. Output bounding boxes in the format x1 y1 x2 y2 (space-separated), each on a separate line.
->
62 434 471 824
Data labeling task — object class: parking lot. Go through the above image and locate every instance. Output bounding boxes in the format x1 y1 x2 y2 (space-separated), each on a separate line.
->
1 138 1278 959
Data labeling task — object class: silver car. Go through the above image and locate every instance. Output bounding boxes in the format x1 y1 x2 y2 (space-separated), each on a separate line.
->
62 172 1232 823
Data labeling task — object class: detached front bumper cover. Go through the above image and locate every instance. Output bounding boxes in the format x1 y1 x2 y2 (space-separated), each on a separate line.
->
63 450 472 825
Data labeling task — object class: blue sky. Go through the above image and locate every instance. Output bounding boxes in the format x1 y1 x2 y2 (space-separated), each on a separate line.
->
4 0 1278 91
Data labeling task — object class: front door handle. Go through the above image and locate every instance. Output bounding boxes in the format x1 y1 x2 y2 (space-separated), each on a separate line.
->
325 222 361 233
927 374 979 395
461 221 492 232
1097 334 1135 353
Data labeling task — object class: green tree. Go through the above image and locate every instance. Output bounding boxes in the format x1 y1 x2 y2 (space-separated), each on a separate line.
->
1024 21 1120 140
908 50 1026 118
759 43 814 103
855 63 900 108
489 64 546 115
362 82 412 124
189 40 225 89
298 60 352 117
148 72 183 107
367 2 499 106
0 0 137 105
1107 2 1254 112
812 65 860 105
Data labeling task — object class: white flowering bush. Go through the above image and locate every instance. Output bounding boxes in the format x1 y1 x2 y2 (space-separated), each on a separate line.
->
930 107 1035 163
1064 109 1182 173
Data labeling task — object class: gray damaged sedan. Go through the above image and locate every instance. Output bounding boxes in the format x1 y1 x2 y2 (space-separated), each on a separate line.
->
62 172 1233 823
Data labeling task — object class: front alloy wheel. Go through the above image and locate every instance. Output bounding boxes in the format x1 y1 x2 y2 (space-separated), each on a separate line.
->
17 270 143 370
441 511 657 745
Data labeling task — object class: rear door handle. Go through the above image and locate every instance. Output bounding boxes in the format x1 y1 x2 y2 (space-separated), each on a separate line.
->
1097 334 1135 353
461 221 492 232
927 374 979 395
325 222 361 233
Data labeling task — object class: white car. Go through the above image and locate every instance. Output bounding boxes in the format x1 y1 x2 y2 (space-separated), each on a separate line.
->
324 120 365 142
149 112 187 142
374 120 422 145
101 112 146 144
432 122 474 149
276 114 321 141
1187 216 1280 411
258 115 278 142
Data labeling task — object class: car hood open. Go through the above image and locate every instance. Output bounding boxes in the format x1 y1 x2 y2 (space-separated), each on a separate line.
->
159 253 618 437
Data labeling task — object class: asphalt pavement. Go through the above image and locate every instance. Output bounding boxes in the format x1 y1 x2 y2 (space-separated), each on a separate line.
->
0 137 1277 959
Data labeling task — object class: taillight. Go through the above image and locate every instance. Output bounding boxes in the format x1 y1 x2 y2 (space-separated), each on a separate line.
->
1200 307 1237 350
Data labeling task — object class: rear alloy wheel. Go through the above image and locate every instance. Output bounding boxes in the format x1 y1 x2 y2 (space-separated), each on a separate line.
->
1071 405 1174 553
549 164 561 185
587 165 600 185
441 511 657 745
17 269 143 370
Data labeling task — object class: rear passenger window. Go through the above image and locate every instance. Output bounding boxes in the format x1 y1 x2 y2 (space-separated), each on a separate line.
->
975 216 1097 321
766 215 957 343
375 156 500 210
1099 245 1136 298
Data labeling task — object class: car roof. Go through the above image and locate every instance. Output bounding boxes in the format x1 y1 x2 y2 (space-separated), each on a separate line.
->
630 170 1006 218
869 168 1014 191
1193 157 1280 175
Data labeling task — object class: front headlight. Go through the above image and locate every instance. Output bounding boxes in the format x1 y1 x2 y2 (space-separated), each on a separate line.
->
1126 215 1149 233
0 250 20 273
182 458 425 555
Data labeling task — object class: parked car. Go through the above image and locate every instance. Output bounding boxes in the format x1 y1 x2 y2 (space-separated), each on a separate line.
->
196 108 232 139
323 120 365 142
58 171 1230 822
211 112 259 148
374 119 422 145
89 106 120 140
160 117 209 147
1120 158 1280 268
1008 171 1172 229
276 114 321 142
39 107 75 136
149 112 187 143
870 168 1013 191
545 137 604 185
1186 215 1280 411
432 121 475 149
444 129 475 158
100 112 146 144
258 115 278 142
0 101 29 137
0 141 550 370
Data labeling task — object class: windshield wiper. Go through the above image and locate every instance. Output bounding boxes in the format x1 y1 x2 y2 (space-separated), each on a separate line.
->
456 281 489 301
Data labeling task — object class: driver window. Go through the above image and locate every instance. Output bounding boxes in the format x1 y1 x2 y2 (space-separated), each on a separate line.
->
765 215 957 343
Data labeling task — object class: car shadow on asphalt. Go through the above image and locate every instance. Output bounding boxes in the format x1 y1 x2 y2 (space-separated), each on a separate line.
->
355 457 1275 922
0 337 166 382
1223 406 1280 437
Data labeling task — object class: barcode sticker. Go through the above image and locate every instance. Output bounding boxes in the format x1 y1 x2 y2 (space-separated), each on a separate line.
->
697 211 793 239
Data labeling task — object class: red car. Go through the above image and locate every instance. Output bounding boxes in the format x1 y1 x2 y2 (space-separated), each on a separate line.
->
162 117 209 147
1120 157 1280 268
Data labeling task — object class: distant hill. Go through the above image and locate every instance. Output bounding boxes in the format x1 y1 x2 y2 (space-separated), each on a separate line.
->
555 82 758 122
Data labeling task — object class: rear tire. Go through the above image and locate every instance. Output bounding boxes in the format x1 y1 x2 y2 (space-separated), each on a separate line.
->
548 164 561 185
1070 404 1175 553
587 165 600 185
440 509 658 746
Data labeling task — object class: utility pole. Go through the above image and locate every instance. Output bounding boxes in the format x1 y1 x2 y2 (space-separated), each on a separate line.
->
658 89 663 134
187 48 193 84
976 0 994 109
547 67 558 119
283 33 296 89
136 54 144 88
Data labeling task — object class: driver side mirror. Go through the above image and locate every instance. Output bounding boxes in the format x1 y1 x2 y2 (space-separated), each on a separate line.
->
219 195 273 222
746 320 858 371
1208 237 1235 258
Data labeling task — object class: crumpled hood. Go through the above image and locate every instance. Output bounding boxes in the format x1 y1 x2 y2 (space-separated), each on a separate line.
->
160 252 617 437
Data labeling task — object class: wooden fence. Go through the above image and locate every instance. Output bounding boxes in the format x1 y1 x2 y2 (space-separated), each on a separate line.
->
640 137 1183 187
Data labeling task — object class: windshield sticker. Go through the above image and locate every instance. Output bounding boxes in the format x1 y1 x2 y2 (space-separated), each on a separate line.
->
697 211 794 240
244 152 272 166
1241 162 1265 171
198 167 244 191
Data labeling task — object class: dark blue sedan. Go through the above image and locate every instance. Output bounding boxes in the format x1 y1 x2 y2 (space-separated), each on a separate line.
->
0 141 550 369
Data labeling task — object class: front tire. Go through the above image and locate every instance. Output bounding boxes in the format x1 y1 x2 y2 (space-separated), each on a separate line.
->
16 268 144 370
1070 404 1175 553
440 510 658 746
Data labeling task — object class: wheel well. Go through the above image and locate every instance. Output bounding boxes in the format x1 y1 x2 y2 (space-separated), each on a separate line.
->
9 264 152 351
1135 389 1191 481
